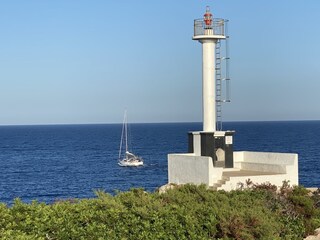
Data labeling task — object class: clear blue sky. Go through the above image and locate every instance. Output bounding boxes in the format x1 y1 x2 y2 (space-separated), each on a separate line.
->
0 0 319 125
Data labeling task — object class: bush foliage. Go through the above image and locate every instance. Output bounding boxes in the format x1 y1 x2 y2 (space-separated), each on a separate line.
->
0 183 319 239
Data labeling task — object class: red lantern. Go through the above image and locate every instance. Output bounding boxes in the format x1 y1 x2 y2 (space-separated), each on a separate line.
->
203 6 212 27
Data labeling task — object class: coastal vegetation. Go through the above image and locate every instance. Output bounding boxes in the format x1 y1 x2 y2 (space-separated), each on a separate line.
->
0 183 319 239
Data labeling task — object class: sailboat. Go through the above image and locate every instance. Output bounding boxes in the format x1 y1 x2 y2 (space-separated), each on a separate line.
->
118 111 143 167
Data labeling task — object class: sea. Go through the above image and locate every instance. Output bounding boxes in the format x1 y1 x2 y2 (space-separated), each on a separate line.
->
0 121 319 204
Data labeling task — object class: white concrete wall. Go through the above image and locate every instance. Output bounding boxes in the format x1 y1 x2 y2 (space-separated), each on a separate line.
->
233 151 299 186
240 162 286 174
234 151 297 165
168 153 223 186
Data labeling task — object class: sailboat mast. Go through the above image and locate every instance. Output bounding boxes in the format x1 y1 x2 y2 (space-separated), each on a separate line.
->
125 110 128 153
119 111 127 159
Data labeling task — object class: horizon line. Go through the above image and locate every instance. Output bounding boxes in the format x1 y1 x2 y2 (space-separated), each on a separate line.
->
0 119 319 127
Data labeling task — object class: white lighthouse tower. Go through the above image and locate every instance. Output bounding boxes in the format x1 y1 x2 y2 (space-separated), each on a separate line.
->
193 6 226 132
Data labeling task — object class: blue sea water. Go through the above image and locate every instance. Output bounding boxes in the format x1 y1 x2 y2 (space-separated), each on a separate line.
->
0 121 319 204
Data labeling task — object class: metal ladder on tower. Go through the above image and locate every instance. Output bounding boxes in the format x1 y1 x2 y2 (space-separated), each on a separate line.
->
215 36 231 131
215 40 223 131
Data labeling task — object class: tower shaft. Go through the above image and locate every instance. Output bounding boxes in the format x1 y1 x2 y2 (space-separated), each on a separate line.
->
201 40 217 132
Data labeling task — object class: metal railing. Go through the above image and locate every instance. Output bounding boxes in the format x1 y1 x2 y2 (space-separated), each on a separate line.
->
194 18 228 37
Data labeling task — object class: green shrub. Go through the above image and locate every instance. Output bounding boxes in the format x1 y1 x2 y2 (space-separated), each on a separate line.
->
0 183 319 239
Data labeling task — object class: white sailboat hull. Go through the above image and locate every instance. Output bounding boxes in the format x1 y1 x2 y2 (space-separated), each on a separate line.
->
118 158 143 167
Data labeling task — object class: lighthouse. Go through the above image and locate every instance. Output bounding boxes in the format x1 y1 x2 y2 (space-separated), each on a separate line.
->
167 7 298 190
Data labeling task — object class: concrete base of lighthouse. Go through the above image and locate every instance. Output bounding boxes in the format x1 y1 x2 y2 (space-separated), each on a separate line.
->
168 131 299 190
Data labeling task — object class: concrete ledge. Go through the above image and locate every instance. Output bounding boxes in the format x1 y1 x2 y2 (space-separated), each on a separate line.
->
239 162 286 174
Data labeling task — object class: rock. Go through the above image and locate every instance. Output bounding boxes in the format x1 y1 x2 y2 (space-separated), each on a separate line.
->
315 228 320 235
304 228 320 240
304 236 320 240
157 183 179 194
306 187 320 196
